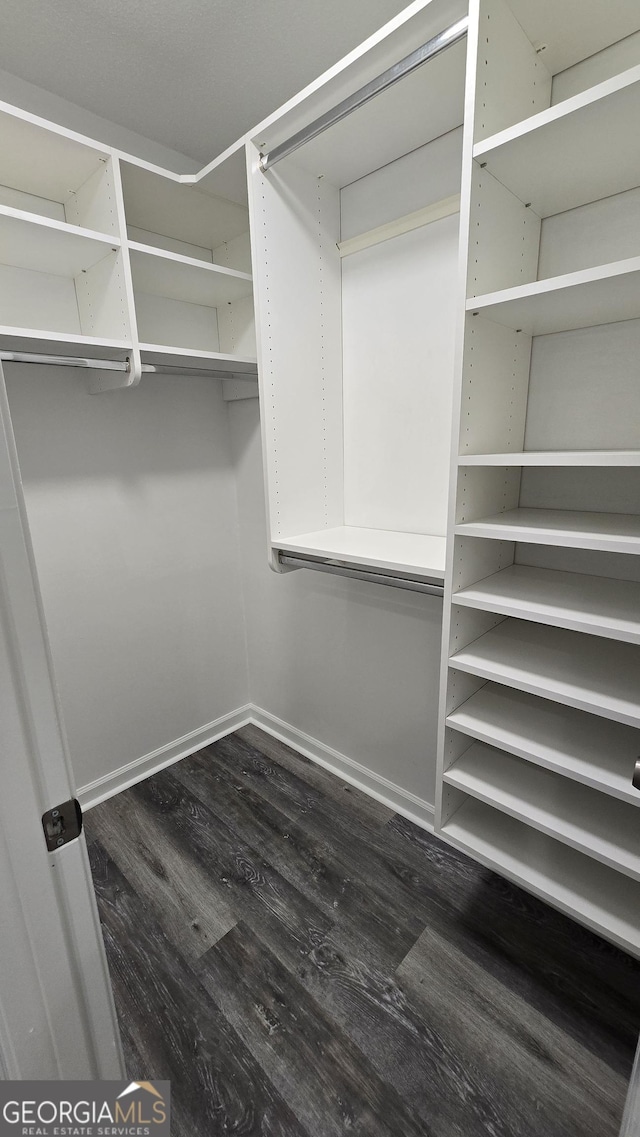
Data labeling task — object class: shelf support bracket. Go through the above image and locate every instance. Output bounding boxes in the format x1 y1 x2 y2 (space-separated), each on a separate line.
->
87 344 142 394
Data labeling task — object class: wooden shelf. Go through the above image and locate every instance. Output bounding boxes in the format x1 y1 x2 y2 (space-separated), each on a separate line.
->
453 563 640 644
450 619 640 728
473 65 640 217
445 742 640 880
139 343 257 376
441 799 640 957
458 451 640 467
129 243 252 307
0 206 119 277
275 526 446 580
447 684 640 807
0 328 131 359
456 507 640 555
466 257 640 336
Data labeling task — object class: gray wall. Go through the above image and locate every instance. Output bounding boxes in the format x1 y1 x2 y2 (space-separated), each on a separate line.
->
228 398 442 808
6 366 249 791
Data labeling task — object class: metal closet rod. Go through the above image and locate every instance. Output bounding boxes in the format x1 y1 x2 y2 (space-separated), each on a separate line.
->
259 15 469 172
0 351 248 380
279 553 444 596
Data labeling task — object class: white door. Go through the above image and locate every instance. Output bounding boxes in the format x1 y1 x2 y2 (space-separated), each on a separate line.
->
0 361 122 1080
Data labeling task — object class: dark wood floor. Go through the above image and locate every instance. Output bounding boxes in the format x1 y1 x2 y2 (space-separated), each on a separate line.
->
85 725 640 1137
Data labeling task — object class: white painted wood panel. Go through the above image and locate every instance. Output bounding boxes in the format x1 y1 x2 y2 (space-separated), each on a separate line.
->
450 619 640 727
524 321 640 452
538 187 640 281
134 292 220 354
121 161 248 253
446 683 640 805
139 343 256 375
0 104 109 207
444 743 640 879
342 213 458 537
454 563 640 643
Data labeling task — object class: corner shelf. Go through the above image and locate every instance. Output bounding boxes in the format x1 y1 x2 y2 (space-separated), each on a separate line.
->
274 526 446 580
446 684 640 806
458 451 640 467
455 507 640 554
444 742 640 880
453 563 640 644
466 256 640 336
450 619 640 728
128 243 253 307
473 65 640 216
441 799 640 956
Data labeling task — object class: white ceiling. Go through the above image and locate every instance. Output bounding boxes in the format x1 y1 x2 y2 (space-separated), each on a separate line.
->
0 0 411 164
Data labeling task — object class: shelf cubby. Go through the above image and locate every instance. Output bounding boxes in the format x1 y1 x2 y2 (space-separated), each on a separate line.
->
447 684 640 806
441 799 640 956
453 563 640 644
450 619 640 728
473 66 640 217
0 104 119 235
444 743 640 880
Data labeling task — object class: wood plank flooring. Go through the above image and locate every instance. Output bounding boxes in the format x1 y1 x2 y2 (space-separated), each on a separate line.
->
85 725 640 1137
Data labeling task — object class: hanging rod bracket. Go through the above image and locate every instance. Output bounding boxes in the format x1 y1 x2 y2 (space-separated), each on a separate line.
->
259 16 468 173
88 344 142 394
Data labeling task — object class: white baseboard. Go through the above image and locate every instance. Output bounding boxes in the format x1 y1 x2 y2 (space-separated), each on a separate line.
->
78 701 435 832
249 707 435 832
78 705 253 811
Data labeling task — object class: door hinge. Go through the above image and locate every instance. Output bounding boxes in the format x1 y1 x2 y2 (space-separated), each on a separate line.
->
42 799 83 851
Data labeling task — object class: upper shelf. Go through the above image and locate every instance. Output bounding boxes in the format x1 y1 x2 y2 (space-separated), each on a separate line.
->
467 257 640 336
473 65 640 217
274 526 446 580
0 206 119 277
129 244 253 307
458 451 640 467
456 507 640 555
0 328 132 359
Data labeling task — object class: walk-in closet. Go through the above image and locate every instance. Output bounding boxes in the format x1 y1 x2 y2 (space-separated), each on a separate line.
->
0 1 639 1134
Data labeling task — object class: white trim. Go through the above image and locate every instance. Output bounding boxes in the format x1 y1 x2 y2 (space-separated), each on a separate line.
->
78 705 253 810
250 706 435 831
338 195 461 258
78 702 435 831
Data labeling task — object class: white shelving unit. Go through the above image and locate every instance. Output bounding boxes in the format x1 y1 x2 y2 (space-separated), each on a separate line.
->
436 0 640 959
120 156 256 370
247 0 467 579
0 101 259 382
